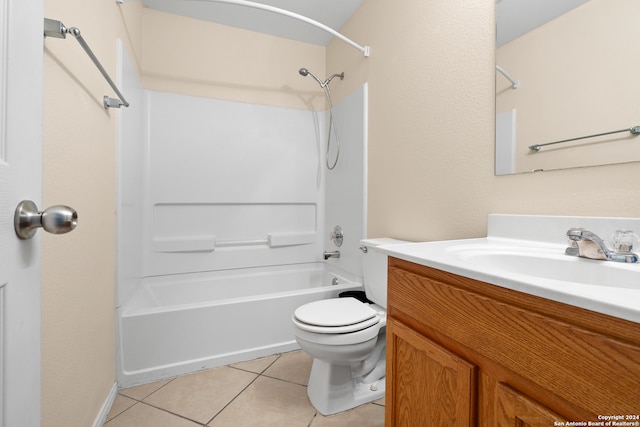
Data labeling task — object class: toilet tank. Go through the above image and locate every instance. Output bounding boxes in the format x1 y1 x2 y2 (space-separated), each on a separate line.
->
360 238 408 308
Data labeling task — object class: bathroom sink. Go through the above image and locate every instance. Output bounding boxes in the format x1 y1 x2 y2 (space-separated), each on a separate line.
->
378 217 640 324
445 243 638 289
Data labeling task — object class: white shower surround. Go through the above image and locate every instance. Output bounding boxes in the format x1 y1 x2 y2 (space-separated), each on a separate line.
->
116 47 368 386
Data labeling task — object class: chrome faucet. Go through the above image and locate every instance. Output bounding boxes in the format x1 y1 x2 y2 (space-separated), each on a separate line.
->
323 250 340 260
565 228 638 263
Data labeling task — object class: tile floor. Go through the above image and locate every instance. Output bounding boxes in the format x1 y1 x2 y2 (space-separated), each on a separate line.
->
105 350 385 426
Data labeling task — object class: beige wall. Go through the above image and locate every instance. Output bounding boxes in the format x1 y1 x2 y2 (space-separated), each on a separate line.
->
40 0 640 425
328 0 640 242
42 0 135 425
42 3 325 425
497 0 640 173
141 8 327 110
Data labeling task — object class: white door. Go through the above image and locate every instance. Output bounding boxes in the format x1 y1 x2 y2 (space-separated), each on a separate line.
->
0 0 43 425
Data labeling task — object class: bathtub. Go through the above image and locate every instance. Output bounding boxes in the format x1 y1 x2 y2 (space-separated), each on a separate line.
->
117 263 363 387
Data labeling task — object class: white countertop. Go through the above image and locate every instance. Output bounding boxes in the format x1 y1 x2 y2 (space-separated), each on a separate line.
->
378 214 640 324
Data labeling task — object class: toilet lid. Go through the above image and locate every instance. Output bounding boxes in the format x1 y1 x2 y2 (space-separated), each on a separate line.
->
294 297 378 328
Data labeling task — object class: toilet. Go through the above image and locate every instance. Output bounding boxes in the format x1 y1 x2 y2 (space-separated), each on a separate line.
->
292 238 406 415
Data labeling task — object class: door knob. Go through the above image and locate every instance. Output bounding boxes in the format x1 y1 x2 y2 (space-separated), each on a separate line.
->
14 200 78 240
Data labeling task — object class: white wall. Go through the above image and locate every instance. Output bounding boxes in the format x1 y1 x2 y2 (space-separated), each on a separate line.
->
141 91 325 276
324 84 368 278
42 0 124 423
117 42 145 309
118 84 368 292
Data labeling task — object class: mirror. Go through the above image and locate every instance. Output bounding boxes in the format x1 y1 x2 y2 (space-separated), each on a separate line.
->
495 0 640 175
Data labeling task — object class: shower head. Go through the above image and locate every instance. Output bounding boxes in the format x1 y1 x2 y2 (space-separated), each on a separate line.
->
298 67 324 87
299 67 344 88
298 67 344 170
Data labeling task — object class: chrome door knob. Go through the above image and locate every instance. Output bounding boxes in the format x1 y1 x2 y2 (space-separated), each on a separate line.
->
14 200 78 240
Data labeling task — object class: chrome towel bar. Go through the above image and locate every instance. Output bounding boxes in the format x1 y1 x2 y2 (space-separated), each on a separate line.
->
44 18 130 109
529 126 640 152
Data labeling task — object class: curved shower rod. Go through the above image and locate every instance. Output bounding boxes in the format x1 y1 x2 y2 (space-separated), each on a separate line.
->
496 65 519 89
193 0 370 57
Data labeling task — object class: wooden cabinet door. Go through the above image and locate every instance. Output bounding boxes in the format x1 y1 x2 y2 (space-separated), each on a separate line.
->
386 318 477 427
495 382 565 426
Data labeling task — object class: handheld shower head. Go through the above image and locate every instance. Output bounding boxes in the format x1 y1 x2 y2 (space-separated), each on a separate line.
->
298 67 325 87
297 66 345 170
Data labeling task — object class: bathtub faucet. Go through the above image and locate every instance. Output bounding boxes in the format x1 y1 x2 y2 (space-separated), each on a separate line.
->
323 250 340 260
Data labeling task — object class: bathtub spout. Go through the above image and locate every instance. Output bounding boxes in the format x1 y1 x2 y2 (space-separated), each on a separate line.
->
323 250 340 260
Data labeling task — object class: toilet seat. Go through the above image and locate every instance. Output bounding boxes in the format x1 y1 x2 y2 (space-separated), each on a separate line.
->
293 297 380 334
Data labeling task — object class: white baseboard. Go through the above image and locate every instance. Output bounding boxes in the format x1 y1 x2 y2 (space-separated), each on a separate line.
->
92 382 118 427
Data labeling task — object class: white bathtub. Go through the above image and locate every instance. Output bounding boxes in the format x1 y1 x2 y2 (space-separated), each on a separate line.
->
117 263 363 387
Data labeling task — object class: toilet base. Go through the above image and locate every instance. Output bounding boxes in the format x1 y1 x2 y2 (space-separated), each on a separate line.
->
306 358 386 415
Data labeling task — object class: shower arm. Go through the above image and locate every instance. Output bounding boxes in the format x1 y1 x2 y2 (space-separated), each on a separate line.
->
195 0 370 57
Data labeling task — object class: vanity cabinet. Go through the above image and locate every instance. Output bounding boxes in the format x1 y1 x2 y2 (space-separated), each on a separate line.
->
385 257 640 426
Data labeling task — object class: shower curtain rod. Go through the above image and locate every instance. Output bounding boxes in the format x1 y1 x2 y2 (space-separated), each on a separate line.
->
496 65 519 89
192 0 370 57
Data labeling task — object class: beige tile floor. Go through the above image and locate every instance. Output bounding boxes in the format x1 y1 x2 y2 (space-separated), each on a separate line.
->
105 350 385 426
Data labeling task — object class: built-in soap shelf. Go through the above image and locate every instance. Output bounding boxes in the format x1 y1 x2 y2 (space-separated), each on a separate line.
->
152 232 316 253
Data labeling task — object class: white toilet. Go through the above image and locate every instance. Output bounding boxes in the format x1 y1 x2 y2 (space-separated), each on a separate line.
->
292 238 406 415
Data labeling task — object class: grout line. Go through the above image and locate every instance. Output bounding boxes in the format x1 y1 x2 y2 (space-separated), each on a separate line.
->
134 401 207 426
118 376 176 402
114 378 210 425
260 352 283 373
307 411 320 427
113 351 335 426
203 373 261 425
227 352 282 375
103 400 140 425
143 377 176 399
260 372 309 387
203 355 282 425
107 398 206 426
